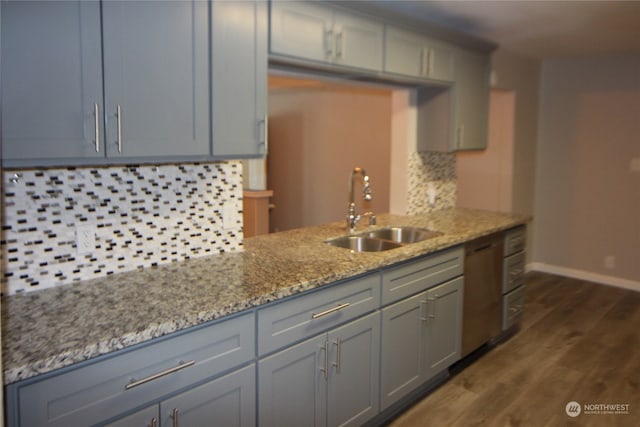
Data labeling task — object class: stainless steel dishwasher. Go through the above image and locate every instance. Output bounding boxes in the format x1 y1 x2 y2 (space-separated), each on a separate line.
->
461 233 504 357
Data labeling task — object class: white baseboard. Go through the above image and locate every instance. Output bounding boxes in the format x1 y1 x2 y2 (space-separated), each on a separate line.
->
527 262 640 292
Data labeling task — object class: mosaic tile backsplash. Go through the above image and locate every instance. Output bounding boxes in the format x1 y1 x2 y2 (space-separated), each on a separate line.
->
407 151 457 215
1 162 243 295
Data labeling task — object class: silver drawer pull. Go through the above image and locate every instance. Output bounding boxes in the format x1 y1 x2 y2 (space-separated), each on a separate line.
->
125 360 195 390
312 303 350 319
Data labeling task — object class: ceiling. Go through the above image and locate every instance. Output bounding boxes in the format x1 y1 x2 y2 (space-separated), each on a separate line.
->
369 1 640 60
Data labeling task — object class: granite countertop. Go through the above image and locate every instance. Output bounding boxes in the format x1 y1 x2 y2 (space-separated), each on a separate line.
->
1 208 530 385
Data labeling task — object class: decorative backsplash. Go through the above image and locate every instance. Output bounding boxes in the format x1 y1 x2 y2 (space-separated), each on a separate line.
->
407 151 457 214
1 162 243 295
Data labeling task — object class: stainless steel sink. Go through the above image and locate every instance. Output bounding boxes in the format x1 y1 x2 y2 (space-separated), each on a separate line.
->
325 226 441 252
325 236 403 252
364 227 442 244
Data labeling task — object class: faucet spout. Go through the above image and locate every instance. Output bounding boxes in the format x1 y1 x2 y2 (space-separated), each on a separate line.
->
347 167 375 232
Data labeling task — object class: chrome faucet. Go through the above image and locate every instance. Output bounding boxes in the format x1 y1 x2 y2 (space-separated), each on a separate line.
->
347 167 376 232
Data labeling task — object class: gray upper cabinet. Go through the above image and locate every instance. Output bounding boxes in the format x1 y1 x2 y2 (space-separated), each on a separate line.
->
212 0 268 158
384 26 455 83
452 48 491 150
101 0 210 159
270 1 384 72
1 1 104 162
2 0 266 167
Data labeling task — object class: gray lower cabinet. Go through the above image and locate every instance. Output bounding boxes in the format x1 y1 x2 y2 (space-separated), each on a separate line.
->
502 226 527 330
105 365 255 427
381 276 463 410
104 405 159 427
258 311 380 427
5 312 255 427
160 364 256 427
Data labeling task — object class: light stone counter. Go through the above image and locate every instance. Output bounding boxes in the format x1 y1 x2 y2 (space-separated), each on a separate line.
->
2 208 530 385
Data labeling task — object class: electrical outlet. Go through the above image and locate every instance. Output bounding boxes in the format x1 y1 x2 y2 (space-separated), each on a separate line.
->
222 201 240 230
604 255 616 270
75 225 96 255
630 157 640 173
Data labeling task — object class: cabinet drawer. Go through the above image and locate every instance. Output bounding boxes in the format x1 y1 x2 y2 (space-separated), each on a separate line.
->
503 285 525 331
503 251 526 294
504 226 526 256
13 312 255 427
382 246 463 305
257 273 380 355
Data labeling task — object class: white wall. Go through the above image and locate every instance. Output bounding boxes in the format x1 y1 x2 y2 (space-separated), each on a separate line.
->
533 54 640 288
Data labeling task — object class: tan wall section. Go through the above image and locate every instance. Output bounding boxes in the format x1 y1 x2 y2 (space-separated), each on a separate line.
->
534 55 640 283
457 89 515 213
268 79 391 232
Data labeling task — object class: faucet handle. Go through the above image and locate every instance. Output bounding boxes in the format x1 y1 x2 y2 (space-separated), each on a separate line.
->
362 212 376 226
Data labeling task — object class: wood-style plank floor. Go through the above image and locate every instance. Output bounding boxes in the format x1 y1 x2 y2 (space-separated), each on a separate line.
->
388 271 640 427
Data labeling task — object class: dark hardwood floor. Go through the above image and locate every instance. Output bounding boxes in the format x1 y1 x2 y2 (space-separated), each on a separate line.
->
389 271 640 427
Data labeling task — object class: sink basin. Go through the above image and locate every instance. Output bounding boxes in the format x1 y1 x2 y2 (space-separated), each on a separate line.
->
325 236 403 252
325 226 442 252
364 227 442 244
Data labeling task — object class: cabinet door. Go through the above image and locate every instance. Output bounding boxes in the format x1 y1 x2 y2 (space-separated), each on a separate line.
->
384 26 453 82
332 11 383 72
212 0 268 158
161 364 256 427
453 49 490 150
424 277 463 378
384 26 425 78
1 0 104 163
270 1 333 63
327 312 380 427
380 292 427 410
425 38 455 82
103 405 159 427
259 334 327 427
101 0 210 158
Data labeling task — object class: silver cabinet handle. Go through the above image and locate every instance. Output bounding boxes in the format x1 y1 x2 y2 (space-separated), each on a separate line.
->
320 341 329 380
171 408 179 427
457 125 465 148
335 32 343 58
258 115 268 155
116 104 123 153
332 338 342 374
150 417 158 427
427 47 434 75
420 48 428 76
419 300 428 322
125 360 195 390
94 103 100 152
427 296 437 320
325 29 334 57
312 302 350 319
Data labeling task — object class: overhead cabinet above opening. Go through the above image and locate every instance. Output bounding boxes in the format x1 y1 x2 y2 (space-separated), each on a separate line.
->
268 1 495 152
269 0 385 72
